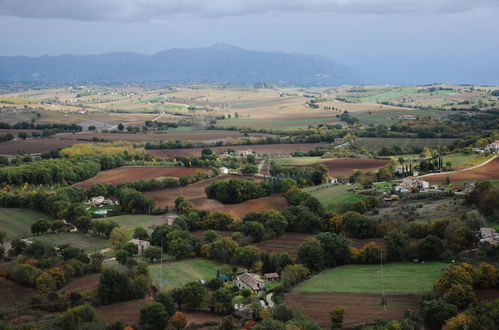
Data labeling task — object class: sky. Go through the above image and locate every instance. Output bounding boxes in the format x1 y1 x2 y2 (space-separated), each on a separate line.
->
0 0 498 84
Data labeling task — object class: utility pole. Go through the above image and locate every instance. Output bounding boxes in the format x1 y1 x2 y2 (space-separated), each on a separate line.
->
381 251 387 312
160 242 163 291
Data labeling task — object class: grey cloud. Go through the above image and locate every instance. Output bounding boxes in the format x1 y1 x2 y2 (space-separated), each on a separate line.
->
0 0 497 21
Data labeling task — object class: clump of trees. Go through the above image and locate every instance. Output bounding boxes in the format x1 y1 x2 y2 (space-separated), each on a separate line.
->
205 179 272 204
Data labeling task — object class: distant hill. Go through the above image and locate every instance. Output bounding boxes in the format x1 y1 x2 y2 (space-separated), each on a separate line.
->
0 44 356 86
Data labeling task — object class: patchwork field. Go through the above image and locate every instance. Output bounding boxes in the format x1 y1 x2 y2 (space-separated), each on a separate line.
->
32 232 111 252
357 137 457 151
423 157 499 182
0 137 77 155
296 262 448 294
149 258 230 289
304 184 366 207
59 274 101 294
146 142 330 158
286 262 449 328
286 292 420 328
0 208 54 241
74 166 206 188
254 234 390 258
276 157 389 177
143 175 288 218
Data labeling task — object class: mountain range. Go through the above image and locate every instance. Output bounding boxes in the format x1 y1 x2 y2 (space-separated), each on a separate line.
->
0 44 356 86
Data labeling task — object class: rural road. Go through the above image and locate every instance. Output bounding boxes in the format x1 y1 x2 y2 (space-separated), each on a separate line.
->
418 155 497 179
265 292 275 308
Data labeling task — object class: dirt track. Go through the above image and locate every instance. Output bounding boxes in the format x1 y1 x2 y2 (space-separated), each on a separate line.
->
74 166 206 188
423 157 499 182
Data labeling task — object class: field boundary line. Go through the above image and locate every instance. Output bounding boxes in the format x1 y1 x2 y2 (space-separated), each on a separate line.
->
418 155 496 179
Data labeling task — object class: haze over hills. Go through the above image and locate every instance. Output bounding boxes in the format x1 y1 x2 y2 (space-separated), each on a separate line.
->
0 43 356 86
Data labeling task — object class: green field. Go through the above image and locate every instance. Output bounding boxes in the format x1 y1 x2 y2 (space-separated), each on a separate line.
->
32 232 111 252
0 208 54 241
304 184 365 207
106 214 168 232
357 137 457 151
296 262 449 294
149 258 230 290
270 117 339 126
391 153 490 169
355 87 419 103
352 109 448 126
273 156 323 166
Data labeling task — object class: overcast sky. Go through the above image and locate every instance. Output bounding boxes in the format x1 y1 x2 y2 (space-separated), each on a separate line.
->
0 0 498 83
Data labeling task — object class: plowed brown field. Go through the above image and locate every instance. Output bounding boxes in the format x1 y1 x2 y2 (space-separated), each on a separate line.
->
144 175 287 218
286 292 420 328
424 157 499 182
74 166 206 188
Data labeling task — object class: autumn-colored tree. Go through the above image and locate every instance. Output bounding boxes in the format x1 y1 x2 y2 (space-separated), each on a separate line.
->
36 272 56 293
435 263 474 295
169 311 187 329
476 263 498 289
330 306 346 328
442 284 477 311
442 313 474 330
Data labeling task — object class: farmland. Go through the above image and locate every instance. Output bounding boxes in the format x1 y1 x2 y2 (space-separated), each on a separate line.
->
0 277 35 312
275 157 389 177
423 157 499 182
74 166 206 187
295 262 449 294
32 232 111 252
143 175 288 218
253 233 313 258
304 183 366 207
286 262 449 327
149 258 230 289
146 142 330 158
356 137 457 151
0 208 54 241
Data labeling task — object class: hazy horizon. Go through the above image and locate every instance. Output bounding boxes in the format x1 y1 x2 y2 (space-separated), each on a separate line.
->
0 0 498 84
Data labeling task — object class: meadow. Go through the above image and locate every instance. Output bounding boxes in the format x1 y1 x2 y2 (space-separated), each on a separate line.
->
32 232 111 252
0 208 54 241
149 258 230 289
295 262 449 294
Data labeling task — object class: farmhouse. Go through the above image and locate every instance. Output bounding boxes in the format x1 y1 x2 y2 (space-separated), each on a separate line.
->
236 272 265 292
485 140 499 153
264 273 280 282
238 149 253 156
479 228 499 246
394 177 429 193
398 114 417 120
128 239 151 253
219 166 229 174
88 196 116 207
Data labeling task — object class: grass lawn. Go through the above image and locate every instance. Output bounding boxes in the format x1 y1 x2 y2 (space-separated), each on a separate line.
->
356 87 420 103
32 232 111 252
0 208 54 241
296 262 449 294
442 153 492 168
105 214 168 232
304 184 365 207
149 258 231 290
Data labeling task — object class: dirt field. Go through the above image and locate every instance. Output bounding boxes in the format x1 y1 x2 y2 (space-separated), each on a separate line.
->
144 175 287 218
253 233 312 258
475 289 499 303
58 130 266 142
0 277 35 312
314 158 390 177
424 158 499 182
96 297 153 324
253 235 388 258
285 292 420 328
0 137 76 155
59 274 100 293
74 166 206 188
146 143 330 158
